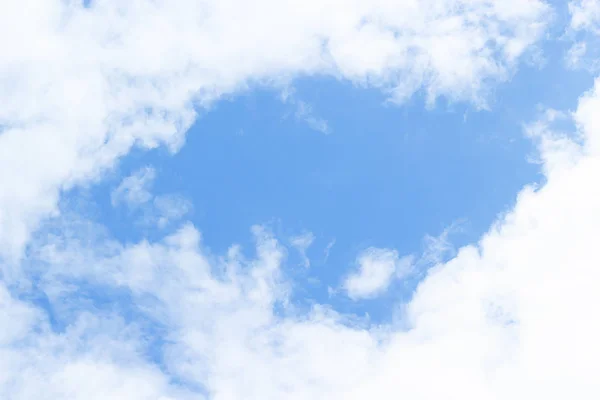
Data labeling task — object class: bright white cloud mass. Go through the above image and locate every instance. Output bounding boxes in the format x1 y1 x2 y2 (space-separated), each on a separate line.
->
1 0 600 399
344 248 412 299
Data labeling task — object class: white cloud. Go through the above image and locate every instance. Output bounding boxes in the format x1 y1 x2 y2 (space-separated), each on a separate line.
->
6 76 600 399
343 248 413 300
8 1 600 398
323 238 336 263
111 167 156 209
153 195 193 229
0 0 550 260
566 41 588 69
290 232 315 268
566 1 600 71
294 100 331 135
0 282 194 400
280 88 331 134
110 167 191 228
569 0 600 33
421 231 453 265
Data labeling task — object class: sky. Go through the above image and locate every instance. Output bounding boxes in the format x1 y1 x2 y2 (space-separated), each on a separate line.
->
1 0 600 399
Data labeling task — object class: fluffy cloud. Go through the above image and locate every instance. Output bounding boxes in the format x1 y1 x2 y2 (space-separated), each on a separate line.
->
566 1 600 70
0 0 550 259
569 0 600 32
6 77 598 399
5 1 600 399
0 281 193 399
343 248 413 299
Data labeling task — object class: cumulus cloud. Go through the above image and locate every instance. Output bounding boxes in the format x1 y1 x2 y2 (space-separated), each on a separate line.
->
6 1 600 399
0 0 550 259
343 248 413 300
5 76 598 399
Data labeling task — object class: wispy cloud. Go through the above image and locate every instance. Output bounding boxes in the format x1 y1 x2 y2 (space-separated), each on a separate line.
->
420 220 465 266
280 87 331 134
111 167 190 228
290 231 315 268
294 100 331 135
152 195 192 229
323 238 336 263
111 167 156 209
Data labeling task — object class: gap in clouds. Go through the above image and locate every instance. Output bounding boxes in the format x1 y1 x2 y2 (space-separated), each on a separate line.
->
50 65 581 324
39 15 595 324
8 1 600 398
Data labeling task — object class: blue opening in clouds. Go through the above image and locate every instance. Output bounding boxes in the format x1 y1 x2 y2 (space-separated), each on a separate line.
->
7 1 600 397
64 20 596 323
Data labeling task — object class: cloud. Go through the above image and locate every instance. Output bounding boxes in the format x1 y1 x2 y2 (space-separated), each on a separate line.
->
419 221 464 266
0 281 194 399
323 238 336 263
565 41 591 70
110 167 191 228
566 1 600 71
5 76 599 398
7 1 600 398
343 248 413 300
152 195 193 229
111 167 156 209
0 0 550 259
280 88 331 134
290 232 315 268
293 100 331 135
569 0 600 33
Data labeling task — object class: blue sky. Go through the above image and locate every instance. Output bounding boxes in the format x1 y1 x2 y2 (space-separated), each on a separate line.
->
3 0 600 398
75 35 593 319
